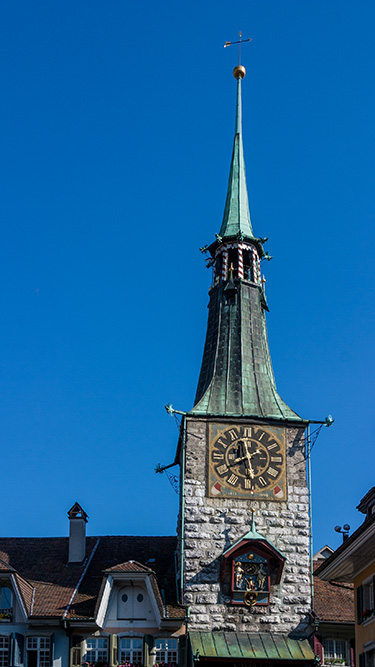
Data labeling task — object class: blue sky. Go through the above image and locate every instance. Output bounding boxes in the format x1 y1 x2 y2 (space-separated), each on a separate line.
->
0 0 374 552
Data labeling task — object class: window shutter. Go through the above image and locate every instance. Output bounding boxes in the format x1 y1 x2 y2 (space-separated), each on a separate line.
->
13 633 24 667
359 653 365 667
109 634 118 667
313 635 323 664
50 633 55 667
178 636 187 667
357 585 364 624
70 636 83 667
144 635 153 667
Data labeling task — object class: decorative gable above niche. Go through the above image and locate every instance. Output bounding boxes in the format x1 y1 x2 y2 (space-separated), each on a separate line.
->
221 515 286 607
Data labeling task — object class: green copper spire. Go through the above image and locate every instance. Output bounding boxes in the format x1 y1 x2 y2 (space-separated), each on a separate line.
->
191 66 303 421
219 68 254 240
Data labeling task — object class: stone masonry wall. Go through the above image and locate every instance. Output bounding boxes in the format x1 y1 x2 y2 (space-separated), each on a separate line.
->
180 417 311 635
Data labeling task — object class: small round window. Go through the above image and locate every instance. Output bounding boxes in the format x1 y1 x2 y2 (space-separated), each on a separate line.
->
137 593 144 602
121 593 128 602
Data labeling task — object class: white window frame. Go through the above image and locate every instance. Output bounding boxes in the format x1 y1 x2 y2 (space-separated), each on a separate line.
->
84 637 108 664
119 637 143 665
26 637 51 667
155 639 178 665
0 636 9 667
0 587 13 621
322 638 348 665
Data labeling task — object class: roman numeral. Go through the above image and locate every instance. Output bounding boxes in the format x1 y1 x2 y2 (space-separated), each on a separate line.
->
258 476 267 487
212 452 224 460
217 464 228 475
216 438 228 449
244 427 252 437
227 474 238 486
257 431 265 441
228 429 238 441
244 478 252 489
266 442 278 450
267 467 278 478
271 456 282 463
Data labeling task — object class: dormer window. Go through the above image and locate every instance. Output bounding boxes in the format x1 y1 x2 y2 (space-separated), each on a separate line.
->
0 587 12 620
117 585 152 620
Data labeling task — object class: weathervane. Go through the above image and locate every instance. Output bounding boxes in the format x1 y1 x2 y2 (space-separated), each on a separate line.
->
224 31 253 65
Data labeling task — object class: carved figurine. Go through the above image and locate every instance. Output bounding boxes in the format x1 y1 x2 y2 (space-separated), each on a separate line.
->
234 561 244 588
257 563 266 590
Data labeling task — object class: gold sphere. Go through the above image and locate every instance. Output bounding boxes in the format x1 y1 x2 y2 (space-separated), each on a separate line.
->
233 65 246 79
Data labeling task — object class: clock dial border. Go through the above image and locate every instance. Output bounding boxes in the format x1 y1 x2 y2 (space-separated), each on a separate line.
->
208 422 287 501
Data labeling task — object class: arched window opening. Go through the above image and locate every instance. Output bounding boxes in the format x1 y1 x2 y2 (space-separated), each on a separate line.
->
243 250 253 282
214 254 222 285
227 248 238 279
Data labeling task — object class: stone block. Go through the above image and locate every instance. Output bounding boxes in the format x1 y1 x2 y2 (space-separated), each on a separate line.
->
195 594 217 604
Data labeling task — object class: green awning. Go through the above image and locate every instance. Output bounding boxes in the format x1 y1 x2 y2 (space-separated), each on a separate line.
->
189 632 315 662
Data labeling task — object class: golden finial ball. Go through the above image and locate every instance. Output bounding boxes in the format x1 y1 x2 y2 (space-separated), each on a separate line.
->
233 65 246 79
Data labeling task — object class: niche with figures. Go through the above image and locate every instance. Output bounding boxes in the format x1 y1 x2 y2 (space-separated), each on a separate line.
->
232 549 270 606
221 531 285 608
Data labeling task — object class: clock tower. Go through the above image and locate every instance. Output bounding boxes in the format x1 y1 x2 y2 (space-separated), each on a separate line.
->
174 64 314 642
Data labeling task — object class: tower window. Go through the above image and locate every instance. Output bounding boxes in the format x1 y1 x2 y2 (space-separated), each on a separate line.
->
243 250 253 281
227 249 238 278
225 294 235 305
215 254 223 284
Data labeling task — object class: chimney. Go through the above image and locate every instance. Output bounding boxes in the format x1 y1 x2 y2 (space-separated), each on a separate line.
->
67 502 88 563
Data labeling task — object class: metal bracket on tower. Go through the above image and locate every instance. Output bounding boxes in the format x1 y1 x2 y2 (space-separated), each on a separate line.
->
154 462 180 495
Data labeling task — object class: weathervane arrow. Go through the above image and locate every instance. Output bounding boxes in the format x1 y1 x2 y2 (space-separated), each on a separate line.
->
224 31 253 65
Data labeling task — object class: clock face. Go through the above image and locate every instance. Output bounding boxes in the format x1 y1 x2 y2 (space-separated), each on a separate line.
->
208 423 287 500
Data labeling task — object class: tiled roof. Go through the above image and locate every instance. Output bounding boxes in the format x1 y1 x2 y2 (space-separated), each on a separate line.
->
13 573 34 616
314 565 354 623
0 556 15 572
0 535 184 621
105 560 152 573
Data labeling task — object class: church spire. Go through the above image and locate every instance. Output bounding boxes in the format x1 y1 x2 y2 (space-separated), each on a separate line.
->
219 66 254 241
191 66 302 421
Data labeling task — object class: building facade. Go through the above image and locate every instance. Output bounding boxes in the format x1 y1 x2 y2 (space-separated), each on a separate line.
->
316 488 375 667
0 503 186 667
313 546 355 667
